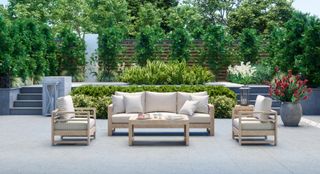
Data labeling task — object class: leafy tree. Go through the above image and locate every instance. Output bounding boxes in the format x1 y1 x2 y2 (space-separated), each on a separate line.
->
228 0 293 35
169 28 192 62
201 24 233 74
188 0 242 25
0 15 14 88
238 28 260 64
135 3 164 65
56 27 86 81
97 26 125 81
40 25 58 76
8 0 53 23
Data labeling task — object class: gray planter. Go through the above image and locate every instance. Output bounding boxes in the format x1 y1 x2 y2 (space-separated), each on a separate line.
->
300 88 320 115
0 88 20 115
280 102 302 127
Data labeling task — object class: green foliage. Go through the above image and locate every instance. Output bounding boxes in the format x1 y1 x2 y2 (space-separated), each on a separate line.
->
189 0 241 25
135 3 164 66
169 28 192 62
117 61 214 85
267 11 320 87
71 85 236 119
252 64 274 85
0 15 14 88
201 24 233 73
40 25 58 76
96 26 125 81
56 27 86 81
239 28 260 64
72 94 111 119
228 0 293 35
210 95 237 118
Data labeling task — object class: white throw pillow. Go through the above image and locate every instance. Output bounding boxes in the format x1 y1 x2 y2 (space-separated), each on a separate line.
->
115 92 145 112
56 95 75 119
124 94 143 113
179 100 199 116
112 95 125 114
177 92 207 112
254 95 273 120
191 95 209 113
145 92 177 113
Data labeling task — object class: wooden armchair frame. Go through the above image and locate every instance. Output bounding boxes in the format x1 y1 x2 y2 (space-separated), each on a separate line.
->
51 108 96 145
232 105 277 146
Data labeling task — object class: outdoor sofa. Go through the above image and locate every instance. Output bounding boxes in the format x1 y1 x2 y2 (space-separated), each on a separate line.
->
108 91 215 136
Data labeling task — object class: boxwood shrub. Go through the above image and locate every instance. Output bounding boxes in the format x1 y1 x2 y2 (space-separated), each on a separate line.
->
71 85 237 119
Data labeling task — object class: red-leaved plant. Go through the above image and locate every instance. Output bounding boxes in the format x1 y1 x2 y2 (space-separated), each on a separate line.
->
269 68 312 103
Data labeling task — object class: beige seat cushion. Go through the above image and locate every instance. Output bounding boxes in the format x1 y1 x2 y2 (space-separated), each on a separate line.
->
177 92 207 113
56 95 75 119
112 113 138 123
188 113 211 123
55 118 95 130
145 92 177 113
233 117 274 130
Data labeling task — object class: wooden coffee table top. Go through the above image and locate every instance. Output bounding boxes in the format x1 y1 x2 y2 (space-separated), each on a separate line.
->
129 114 189 125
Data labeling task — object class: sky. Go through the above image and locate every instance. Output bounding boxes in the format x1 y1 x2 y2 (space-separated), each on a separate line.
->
0 0 319 17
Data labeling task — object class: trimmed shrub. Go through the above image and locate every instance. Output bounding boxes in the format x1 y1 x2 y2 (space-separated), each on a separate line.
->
71 85 237 119
210 96 237 119
117 60 214 85
72 94 111 119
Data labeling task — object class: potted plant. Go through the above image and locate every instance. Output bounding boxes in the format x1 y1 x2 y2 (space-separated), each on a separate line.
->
269 68 312 126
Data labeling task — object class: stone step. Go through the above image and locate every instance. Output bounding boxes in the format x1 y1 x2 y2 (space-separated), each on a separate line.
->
13 100 42 107
10 107 42 115
236 93 270 100
17 93 42 100
20 87 42 94
229 86 269 93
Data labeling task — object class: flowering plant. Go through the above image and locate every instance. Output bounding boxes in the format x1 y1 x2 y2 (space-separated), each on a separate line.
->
269 68 312 103
227 62 256 85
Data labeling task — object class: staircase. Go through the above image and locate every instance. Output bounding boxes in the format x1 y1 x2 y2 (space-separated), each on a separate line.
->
228 85 281 113
10 87 43 115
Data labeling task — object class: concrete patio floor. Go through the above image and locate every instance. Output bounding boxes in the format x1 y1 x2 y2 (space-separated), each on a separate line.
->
1 116 320 174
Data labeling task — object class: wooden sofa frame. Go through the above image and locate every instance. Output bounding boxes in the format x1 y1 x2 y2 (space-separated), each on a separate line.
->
108 104 215 136
51 108 96 145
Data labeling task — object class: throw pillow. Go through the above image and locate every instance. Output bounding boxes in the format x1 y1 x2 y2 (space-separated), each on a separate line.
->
254 95 273 120
191 95 209 113
112 95 125 114
115 92 145 112
177 92 207 112
179 100 199 116
124 94 144 113
56 95 75 119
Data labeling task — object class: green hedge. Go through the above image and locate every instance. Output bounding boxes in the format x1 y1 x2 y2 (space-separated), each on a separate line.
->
71 85 237 119
117 61 214 85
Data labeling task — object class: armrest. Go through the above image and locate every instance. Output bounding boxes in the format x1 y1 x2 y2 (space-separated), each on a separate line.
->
108 104 113 122
208 104 215 118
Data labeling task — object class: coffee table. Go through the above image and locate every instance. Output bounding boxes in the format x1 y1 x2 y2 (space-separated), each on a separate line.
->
128 114 189 146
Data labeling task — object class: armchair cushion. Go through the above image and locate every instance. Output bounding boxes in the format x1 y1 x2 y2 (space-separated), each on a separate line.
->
191 95 209 113
55 118 95 130
177 92 207 112
233 117 274 130
179 100 199 116
124 94 144 113
56 95 75 119
254 95 273 120
145 92 176 113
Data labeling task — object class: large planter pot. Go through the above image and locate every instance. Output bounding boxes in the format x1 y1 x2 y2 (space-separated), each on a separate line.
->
280 102 302 127
300 88 320 115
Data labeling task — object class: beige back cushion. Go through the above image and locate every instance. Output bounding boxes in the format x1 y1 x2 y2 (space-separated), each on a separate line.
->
115 92 145 112
56 95 75 119
145 92 177 113
254 95 273 120
124 94 144 113
112 95 125 114
191 95 209 113
177 92 207 112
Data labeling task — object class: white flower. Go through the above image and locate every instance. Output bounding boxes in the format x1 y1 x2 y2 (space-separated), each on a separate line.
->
227 61 256 78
